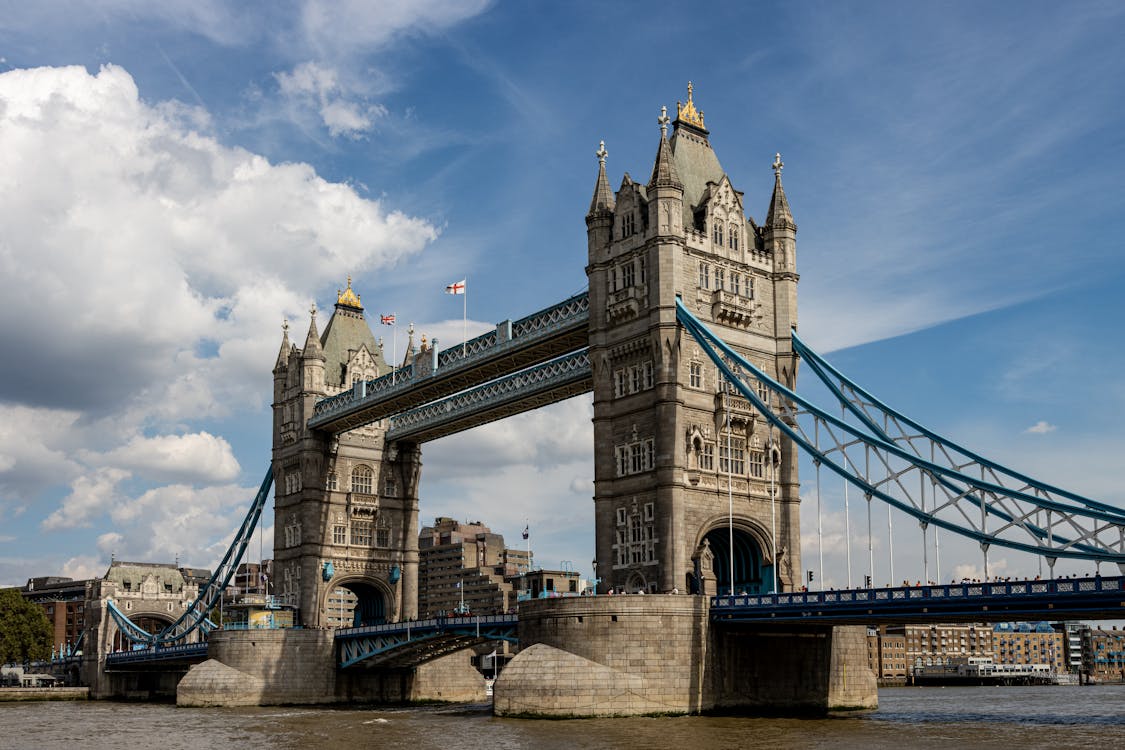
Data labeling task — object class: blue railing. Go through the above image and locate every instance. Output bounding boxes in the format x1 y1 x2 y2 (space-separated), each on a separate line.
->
104 641 209 666
711 575 1125 623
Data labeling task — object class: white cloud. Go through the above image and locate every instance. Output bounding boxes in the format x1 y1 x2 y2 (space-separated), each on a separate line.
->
83 432 241 484
1025 420 1057 435
275 61 386 138
41 468 131 531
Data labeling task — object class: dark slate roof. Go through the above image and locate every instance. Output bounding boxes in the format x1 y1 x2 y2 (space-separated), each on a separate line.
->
669 120 725 226
320 301 387 388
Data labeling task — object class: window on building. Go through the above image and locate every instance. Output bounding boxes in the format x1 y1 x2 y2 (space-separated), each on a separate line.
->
719 438 746 475
689 362 703 389
616 446 629 476
333 525 347 545
609 266 619 292
713 222 723 246
749 449 765 478
639 256 647 284
616 507 627 526
630 365 642 393
731 273 741 296
715 267 725 292
746 276 755 299
621 260 635 288
351 465 373 494
326 472 338 491
644 502 654 521
384 478 397 496
622 211 636 238
699 262 710 289
630 443 643 474
642 361 654 389
701 443 714 470
730 226 739 251
615 369 628 398
351 520 373 546
644 438 655 471
375 518 390 548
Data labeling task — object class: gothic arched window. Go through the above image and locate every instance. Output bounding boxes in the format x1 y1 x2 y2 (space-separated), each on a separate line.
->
351 465 374 494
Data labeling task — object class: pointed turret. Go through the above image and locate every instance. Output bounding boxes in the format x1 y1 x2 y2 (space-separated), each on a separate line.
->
765 152 796 232
274 319 291 373
648 106 682 190
647 105 684 237
403 323 417 367
588 141 615 216
302 305 325 361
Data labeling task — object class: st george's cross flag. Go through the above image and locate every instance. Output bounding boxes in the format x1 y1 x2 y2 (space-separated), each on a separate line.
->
445 279 466 295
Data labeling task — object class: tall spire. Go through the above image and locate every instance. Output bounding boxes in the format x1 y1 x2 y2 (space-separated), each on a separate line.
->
588 140 615 215
765 152 795 230
274 318 291 371
649 105 682 189
302 303 325 360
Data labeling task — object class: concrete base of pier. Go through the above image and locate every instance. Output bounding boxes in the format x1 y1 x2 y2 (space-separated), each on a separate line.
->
493 595 877 717
175 629 486 706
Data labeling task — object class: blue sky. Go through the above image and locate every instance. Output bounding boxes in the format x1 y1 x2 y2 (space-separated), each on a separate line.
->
1 1 1124 590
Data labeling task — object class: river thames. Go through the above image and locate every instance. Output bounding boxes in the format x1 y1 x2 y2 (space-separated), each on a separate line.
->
2 685 1123 749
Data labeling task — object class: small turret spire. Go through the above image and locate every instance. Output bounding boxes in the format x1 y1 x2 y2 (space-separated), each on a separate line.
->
766 152 795 230
274 318 291 371
648 109 682 189
588 140 615 215
303 303 325 360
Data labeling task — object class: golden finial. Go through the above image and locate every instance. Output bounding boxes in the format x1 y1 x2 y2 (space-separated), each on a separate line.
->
675 81 705 129
336 275 363 309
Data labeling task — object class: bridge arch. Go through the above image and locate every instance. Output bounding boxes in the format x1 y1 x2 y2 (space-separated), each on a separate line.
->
696 517 776 596
321 575 395 627
110 611 174 651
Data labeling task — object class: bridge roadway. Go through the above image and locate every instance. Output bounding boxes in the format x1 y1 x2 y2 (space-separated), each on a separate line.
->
711 574 1125 625
308 292 590 434
335 614 518 669
100 575 1124 671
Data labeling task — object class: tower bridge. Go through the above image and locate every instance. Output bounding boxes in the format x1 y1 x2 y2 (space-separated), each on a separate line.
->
91 84 1125 716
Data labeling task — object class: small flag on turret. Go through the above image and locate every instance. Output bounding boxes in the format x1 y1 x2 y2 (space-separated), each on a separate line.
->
522 524 529 540
380 313 396 325
445 279 466 295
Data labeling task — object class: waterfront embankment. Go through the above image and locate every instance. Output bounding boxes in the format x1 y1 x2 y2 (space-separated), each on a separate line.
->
0 686 89 701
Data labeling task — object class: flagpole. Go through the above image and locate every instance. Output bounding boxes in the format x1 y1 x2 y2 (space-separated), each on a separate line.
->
392 316 397 384
462 276 467 356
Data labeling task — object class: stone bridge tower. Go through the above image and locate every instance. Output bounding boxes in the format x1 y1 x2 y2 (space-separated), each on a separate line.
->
272 280 421 627
586 85 801 596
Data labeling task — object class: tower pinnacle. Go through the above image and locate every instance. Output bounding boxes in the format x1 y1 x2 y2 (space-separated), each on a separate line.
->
588 140 615 215
766 152 795 230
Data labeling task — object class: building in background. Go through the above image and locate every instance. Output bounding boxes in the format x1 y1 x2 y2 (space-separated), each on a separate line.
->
18 576 92 656
1082 626 1125 683
890 623 995 670
993 622 1065 672
866 626 908 680
417 517 531 618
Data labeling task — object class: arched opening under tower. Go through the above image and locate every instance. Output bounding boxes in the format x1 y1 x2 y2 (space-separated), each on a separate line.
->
703 527 773 596
327 581 387 627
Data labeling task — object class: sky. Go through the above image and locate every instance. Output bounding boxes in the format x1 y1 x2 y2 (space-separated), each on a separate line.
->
1 1 1124 594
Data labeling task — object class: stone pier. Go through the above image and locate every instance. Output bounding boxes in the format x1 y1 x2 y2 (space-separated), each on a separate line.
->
493 596 877 717
176 629 486 706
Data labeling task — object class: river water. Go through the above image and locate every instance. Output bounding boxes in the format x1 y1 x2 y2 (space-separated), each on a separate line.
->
2 685 1123 749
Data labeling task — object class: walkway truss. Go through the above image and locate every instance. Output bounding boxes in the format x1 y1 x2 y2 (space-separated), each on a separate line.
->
677 299 1125 573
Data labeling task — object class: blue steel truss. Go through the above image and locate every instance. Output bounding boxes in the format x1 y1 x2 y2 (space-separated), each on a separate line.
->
309 292 590 433
711 574 1125 624
105 467 274 646
676 299 1125 569
336 615 518 668
103 642 209 669
386 350 592 443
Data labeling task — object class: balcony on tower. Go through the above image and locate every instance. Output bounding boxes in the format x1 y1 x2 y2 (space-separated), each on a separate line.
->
710 288 756 327
607 285 648 323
